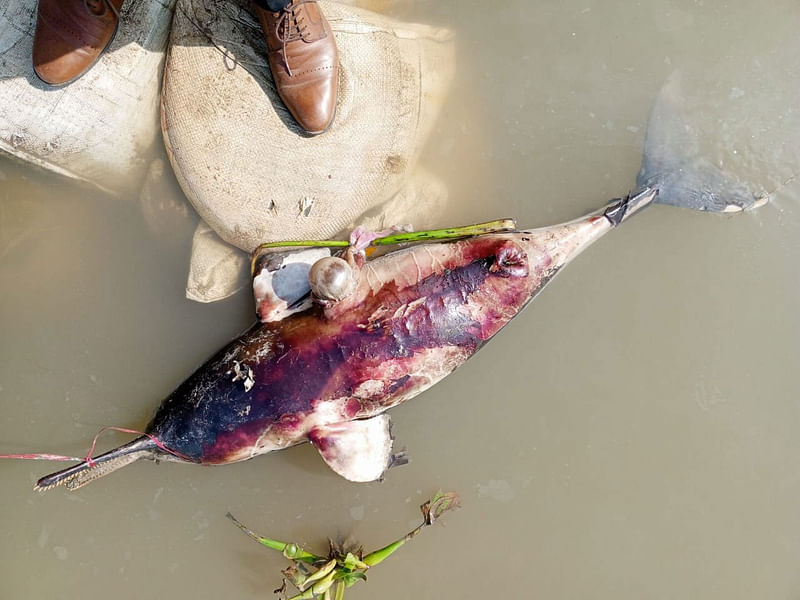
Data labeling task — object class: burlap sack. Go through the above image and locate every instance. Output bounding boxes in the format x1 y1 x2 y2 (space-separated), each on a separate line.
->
162 0 454 254
0 0 175 193
185 167 450 302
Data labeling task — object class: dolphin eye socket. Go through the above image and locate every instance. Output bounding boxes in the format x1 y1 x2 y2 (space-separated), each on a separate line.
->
309 256 355 301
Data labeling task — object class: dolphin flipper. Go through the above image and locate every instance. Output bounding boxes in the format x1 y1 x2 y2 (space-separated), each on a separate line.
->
309 415 402 482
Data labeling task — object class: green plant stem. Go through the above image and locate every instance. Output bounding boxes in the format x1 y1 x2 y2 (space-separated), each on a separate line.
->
250 219 517 274
370 219 516 245
226 513 321 564
362 523 425 567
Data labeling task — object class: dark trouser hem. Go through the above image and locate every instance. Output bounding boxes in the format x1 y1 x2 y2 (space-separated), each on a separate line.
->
252 0 291 12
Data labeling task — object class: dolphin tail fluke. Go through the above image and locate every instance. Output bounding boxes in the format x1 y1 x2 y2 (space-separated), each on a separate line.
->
637 71 767 213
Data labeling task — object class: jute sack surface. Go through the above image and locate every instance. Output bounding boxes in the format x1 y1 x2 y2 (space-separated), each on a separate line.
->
162 0 455 254
0 0 176 193
185 167 450 302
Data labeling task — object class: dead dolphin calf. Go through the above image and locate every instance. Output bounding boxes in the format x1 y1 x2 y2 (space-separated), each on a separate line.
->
34 182 761 492
32 77 769 490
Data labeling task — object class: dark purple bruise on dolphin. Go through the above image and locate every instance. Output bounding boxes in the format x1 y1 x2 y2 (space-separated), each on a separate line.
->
149 258 493 463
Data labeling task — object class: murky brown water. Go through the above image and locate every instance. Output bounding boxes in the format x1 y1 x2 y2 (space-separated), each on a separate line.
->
2 1 800 598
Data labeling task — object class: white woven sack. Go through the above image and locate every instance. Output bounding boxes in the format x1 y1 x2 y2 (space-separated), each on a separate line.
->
0 0 176 193
162 0 455 253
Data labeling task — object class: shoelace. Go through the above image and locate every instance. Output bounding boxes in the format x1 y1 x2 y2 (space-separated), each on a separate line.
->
274 0 315 76
83 0 120 19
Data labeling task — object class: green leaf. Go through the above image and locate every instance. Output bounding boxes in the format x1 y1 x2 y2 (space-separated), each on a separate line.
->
309 569 337 596
341 552 367 571
300 559 337 590
336 571 368 588
333 581 346 600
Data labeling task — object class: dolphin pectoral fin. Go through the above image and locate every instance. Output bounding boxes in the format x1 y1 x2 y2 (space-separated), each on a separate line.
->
308 414 399 483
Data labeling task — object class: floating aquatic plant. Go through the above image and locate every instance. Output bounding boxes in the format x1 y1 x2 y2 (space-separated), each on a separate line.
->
227 491 460 600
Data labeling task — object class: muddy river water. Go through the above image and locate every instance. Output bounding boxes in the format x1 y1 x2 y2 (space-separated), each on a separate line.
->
2 1 800 598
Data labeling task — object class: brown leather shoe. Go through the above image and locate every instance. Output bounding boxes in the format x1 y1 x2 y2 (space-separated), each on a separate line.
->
253 0 339 134
33 0 125 86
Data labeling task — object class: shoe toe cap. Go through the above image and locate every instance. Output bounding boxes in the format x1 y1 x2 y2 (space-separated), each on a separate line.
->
280 71 338 134
32 3 118 86
33 46 94 86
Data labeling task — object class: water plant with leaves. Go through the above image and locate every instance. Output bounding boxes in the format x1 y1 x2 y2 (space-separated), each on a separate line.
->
227 491 460 599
